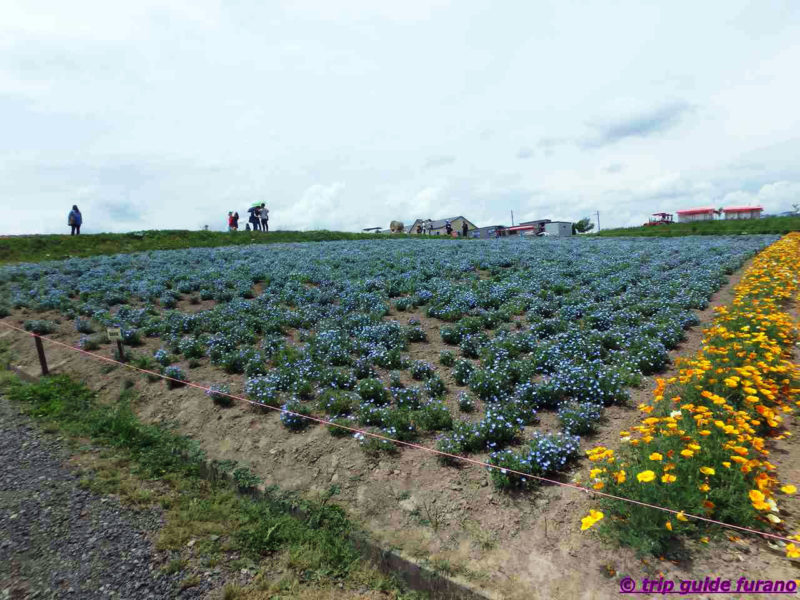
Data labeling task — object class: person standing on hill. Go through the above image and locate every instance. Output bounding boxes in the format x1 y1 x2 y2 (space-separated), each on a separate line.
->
445 220 453 236
232 211 239 230
247 205 261 231
461 221 468 237
68 205 82 235
259 203 269 232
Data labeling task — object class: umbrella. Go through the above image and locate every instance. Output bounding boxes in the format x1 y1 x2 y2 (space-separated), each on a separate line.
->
250 201 262 208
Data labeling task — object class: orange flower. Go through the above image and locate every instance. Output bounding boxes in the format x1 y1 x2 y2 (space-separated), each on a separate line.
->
749 490 770 511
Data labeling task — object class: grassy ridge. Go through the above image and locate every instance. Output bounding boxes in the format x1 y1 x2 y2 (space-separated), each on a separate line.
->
597 215 800 237
0 229 417 265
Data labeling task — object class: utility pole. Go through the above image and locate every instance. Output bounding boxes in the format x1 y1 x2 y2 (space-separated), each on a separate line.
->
511 210 515 226
595 211 600 232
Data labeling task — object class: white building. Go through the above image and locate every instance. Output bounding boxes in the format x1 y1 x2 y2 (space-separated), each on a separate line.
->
723 206 763 220
544 221 574 236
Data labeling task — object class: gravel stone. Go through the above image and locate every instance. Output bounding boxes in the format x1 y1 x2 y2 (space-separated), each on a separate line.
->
0 397 212 599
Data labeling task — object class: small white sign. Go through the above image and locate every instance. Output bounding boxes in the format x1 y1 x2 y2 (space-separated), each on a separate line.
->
107 327 122 341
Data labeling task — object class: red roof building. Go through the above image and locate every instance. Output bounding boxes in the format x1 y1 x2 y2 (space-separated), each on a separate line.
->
722 206 763 220
675 207 716 223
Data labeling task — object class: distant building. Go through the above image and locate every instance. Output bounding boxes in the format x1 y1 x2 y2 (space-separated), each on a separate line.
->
506 219 551 236
471 225 506 238
408 216 477 236
544 221 574 237
676 207 716 223
722 206 763 220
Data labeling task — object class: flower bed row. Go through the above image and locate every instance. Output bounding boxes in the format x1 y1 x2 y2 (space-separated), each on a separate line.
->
581 233 800 558
0 236 779 471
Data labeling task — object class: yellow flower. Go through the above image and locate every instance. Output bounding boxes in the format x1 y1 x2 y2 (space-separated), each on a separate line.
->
676 511 689 522
661 473 677 483
782 485 797 495
787 544 800 559
580 509 604 531
613 470 626 484
637 470 656 483
700 467 716 476
680 449 694 458
665 521 672 531
649 452 663 461
699 483 710 492
749 489 770 511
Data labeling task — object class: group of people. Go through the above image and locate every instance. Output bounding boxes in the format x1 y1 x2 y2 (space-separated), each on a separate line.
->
228 203 269 231
414 220 470 237
65 203 270 235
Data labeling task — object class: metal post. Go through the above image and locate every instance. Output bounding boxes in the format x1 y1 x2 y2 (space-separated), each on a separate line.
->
116 340 126 362
34 336 49 376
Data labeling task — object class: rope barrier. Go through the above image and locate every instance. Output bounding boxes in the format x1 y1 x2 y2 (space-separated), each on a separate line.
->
1 319 797 546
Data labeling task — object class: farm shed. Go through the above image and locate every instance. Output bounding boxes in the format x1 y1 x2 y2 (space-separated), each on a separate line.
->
506 225 537 236
543 221 574 237
507 219 551 236
408 216 477 236
521 219 551 229
471 225 506 238
676 207 716 223
722 206 763 220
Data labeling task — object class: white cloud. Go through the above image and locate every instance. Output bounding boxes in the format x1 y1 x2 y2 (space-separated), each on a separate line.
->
271 182 348 231
1 0 800 234
722 181 800 212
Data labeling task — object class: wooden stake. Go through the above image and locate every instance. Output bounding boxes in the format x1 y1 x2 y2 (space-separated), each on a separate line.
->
34 336 49 376
116 339 126 362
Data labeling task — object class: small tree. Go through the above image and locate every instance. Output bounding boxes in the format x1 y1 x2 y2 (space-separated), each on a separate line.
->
573 217 595 234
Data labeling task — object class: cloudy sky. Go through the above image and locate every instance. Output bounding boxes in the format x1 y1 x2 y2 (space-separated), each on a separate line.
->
2 1 800 234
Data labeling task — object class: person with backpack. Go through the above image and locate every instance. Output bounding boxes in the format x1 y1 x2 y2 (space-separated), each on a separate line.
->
259 203 269 232
232 211 239 230
68 205 82 235
247 205 261 231
445 220 453 236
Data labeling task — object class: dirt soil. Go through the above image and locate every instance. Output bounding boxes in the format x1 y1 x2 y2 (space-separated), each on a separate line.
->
4 261 800 600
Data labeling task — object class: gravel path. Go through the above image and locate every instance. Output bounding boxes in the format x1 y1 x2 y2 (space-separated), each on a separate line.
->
0 397 210 600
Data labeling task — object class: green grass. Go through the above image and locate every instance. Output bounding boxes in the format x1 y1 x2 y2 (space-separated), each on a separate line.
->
0 229 422 265
1 370 424 597
596 215 800 237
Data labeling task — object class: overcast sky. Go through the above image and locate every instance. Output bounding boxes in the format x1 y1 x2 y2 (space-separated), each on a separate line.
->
2 1 800 234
